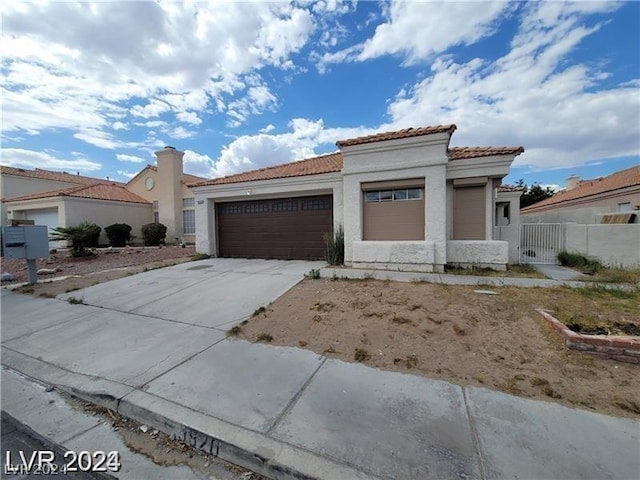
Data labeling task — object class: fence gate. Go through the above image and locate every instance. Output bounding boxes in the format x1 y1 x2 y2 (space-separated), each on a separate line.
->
520 223 564 264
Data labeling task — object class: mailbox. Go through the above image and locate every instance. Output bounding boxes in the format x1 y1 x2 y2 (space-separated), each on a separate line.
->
2 226 49 259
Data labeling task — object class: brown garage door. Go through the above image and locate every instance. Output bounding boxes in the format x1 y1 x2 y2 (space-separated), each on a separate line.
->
216 195 332 260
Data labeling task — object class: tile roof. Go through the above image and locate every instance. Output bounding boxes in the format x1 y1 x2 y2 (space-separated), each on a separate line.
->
497 185 525 193
0 166 123 186
448 146 524 160
522 166 640 212
336 125 457 148
193 152 343 186
4 182 151 204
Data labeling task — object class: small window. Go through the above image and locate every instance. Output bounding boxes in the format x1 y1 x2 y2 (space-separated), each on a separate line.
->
393 189 408 201
221 204 242 215
302 198 331 210
407 188 422 200
618 202 632 213
365 191 379 202
182 210 195 234
272 200 298 212
245 202 269 214
182 198 195 208
380 190 393 202
153 212 159 223
152 200 159 210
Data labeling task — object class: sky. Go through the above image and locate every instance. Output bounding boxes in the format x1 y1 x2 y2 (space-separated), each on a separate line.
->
1 0 639 191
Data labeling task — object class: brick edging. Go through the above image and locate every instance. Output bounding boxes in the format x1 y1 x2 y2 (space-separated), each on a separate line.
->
536 309 640 365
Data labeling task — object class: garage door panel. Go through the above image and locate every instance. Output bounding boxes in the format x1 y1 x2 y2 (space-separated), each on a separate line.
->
217 196 332 260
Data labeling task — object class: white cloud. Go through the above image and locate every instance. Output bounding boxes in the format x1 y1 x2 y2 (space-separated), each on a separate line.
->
112 122 127 131
171 126 196 140
117 170 137 180
1 2 318 145
319 1 512 71
384 2 638 170
260 124 276 133
176 111 202 126
0 148 102 172
227 85 278 127
183 150 216 178
116 154 146 163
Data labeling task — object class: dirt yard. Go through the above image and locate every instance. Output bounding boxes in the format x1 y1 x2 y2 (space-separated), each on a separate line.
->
238 278 640 418
2 246 197 297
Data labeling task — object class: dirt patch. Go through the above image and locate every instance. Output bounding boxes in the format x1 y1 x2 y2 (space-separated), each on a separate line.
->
240 278 639 419
3 246 197 298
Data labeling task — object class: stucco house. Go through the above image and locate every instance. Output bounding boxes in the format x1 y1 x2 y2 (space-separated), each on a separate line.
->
191 124 524 272
1 147 205 246
521 166 640 224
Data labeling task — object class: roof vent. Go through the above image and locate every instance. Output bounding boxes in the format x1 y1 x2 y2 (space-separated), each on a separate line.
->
565 174 580 191
164 146 176 150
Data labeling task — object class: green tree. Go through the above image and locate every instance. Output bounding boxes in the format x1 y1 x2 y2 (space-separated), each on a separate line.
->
516 179 555 208
50 222 101 257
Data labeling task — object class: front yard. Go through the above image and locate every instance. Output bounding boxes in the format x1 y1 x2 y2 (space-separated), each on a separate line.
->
236 278 639 418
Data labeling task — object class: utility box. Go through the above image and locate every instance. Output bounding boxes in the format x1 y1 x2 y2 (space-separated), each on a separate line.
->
2 225 49 259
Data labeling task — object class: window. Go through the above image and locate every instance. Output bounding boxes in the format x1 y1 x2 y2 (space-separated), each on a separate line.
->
272 200 298 212
364 188 423 202
182 197 195 234
618 202 632 213
221 204 242 215
302 198 331 210
152 201 159 223
245 202 269 213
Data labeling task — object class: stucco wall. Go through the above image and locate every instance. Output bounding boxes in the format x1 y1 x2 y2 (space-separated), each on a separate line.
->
446 240 509 270
192 173 343 256
522 190 640 224
564 224 640 268
62 198 152 245
351 241 437 272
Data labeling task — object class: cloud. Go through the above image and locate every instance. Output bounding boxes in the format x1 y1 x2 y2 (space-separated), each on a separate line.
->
0 148 102 172
318 1 512 71
183 150 216 178
260 124 276 133
117 170 137 180
227 85 278 127
116 154 146 163
384 2 638 170
1 2 317 145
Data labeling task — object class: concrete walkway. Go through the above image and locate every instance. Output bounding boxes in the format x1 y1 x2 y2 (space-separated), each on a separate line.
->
2 259 639 479
531 263 590 281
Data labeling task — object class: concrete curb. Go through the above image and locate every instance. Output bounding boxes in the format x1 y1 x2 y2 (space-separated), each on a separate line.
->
536 308 640 364
1 357 378 480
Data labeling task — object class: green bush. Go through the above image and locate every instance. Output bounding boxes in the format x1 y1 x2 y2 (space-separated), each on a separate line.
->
141 222 167 246
50 222 101 257
104 223 132 247
325 224 344 265
557 250 603 275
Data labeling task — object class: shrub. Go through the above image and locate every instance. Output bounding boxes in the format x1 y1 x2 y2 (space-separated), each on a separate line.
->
141 223 167 246
325 224 344 265
557 250 603 275
104 223 132 247
50 222 101 257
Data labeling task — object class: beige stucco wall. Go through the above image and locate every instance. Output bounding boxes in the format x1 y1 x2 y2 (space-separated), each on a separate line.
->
61 197 152 245
564 223 640 267
522 189 640 224
192 173 344 256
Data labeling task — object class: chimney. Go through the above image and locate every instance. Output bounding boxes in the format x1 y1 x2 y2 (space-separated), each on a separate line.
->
565 174 580 191
154 146 185 242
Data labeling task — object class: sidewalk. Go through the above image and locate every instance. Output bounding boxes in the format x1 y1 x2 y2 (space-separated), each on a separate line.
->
2 270 639 479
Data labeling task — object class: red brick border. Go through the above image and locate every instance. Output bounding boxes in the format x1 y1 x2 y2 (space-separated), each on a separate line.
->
536 309 640 365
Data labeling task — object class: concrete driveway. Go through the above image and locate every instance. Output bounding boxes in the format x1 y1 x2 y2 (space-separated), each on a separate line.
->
58 257 324 328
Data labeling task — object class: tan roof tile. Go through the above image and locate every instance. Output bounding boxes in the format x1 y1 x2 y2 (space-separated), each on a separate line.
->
336 124 457 148
448 146 524 160
522 166 640 212
5 182 151 204
193 153 343 186
0 166 124 186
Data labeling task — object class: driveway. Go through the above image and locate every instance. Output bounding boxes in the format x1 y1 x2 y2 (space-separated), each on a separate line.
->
57 258 325 328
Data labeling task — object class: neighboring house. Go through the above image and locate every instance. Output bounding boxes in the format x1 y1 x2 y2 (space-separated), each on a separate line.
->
521 166 640 224
191 124 524 272
1 147 206 246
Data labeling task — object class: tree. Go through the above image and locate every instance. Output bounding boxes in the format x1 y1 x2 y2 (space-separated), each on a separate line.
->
50 222 101 257
516 179 555 208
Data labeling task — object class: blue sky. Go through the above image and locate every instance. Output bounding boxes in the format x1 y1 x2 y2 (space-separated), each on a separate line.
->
1 1 638 191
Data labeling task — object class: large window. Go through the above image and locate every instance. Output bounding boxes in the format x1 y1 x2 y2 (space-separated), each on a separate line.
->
182 198 195 234
365 188 423 203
